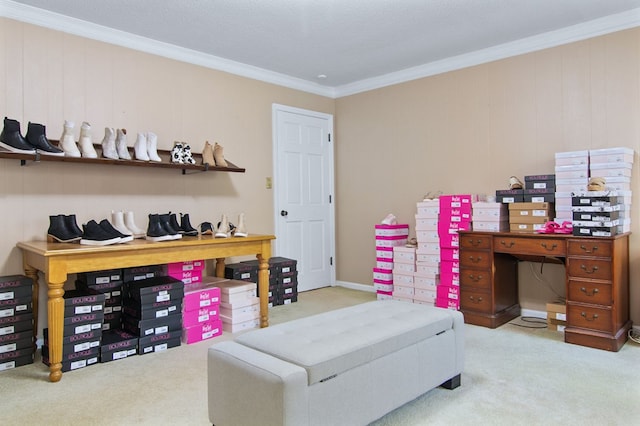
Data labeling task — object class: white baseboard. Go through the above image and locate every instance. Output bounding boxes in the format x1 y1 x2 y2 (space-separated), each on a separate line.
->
520 308 547 319
335 281 375 293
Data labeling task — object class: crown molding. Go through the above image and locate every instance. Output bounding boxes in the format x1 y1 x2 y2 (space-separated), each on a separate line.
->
2 1 638 99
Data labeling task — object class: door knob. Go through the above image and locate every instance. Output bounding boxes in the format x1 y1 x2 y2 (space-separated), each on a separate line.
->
281 210 288 217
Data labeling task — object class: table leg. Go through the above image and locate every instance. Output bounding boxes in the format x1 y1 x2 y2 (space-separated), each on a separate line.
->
257 254 269 328
23 265 39 346
215 258 225 278
46 278 66 382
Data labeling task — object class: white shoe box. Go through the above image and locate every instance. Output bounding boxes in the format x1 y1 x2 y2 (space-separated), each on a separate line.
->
393 246 416 264
222 318 259 333
393 272 414 286
393 262 415 274
555 150 589 166
589 162 633 178
589 147 634 164
220 309 259 325
472 220 509 232
413 272 438 290
393 285 414 298
413 288 436 304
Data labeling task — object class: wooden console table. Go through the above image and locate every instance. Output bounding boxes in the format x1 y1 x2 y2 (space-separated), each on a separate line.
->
458 231 630 352
17 234 275 382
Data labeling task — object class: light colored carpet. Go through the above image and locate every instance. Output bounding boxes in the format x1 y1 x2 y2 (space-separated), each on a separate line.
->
0 286 638 425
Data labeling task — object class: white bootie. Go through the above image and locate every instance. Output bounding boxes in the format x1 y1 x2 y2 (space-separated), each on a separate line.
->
215 214 230 238
116 128 131 160
146 132 162 162
79 122 97 158
59 120 81 157
234 213 248 237
182 142 196 165
171 141 184 164
124 211 146 238
101 127 118 160
111 211 133 237
134 133 149 161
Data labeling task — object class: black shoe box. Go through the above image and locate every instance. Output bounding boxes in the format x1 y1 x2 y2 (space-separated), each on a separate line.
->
0 283 33 301
572 196 619 207
42 344 99 372
123 276 184 303
77 269 123 286
44 327 101 354
278 281 298 300
573 225 618 237
495 189 525 203
278 271 298 286
524 174 556 190
63 289 106 317
0 295 32 317
122 312 182 337
63 312 104 337
100 329 138 362
137 330 181 355
523 188 555 203
122 298 182 321
76 279 123 300
102 312 122 331
268 257 298 275
103 297 123 314
573 210 620 221
224 262 258 282
0 275 33 291
281 292 298 305
0 313 33 336
0 347 34 371
0 330 34 354
123 264 168 283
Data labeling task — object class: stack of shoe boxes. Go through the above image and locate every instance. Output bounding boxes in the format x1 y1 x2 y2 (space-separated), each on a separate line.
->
42 288 105 372
217 280 260 333
413 199 441 306
121 275 184 355
99 329 138 363
471 201 508 232
374 224 409 300
436 195 473 310
524 175 556 203
0 275 35 371
76 268 124 332
227 257 299 307
555 150 589 223
392 245 415 302
571 194 624 237
168 260 204 286
181 276 224 344
508 202 554 233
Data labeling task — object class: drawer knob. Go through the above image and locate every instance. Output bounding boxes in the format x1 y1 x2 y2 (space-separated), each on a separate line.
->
541 243 557 251
499 240 515 248
580 264 599 274
579 287 599 297
468 274 483 282
469 256 483 263
469 296 483 304
579 244 598 254
580 312 599 321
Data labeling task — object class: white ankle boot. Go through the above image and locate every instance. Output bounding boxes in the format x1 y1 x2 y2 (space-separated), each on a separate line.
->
111 211 133 237
116 129 131 160
146 132 162 162
79 122 97 158
234 213 248 237
134 133 149 161
182 142 196 165
101 127 118 160
124 211 146 238
59 120 81 157
171 141 184 164
215 214 230 238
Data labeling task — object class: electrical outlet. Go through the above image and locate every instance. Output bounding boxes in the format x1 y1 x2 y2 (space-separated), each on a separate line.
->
266 177 272 189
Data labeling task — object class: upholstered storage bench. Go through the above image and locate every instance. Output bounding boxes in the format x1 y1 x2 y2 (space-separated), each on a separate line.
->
208 300 464 426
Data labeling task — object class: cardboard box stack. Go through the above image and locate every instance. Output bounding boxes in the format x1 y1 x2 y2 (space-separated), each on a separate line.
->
373 223 409 300
413 199 440 305
181 276 224 344
121 275 184 355
0 275 35 372
217 279 260 333
555 150 589 223
42 288 105 372
471 201 508 232
546 301 566 332
508 202 554 233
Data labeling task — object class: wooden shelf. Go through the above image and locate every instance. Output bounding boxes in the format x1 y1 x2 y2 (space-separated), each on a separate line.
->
0 142 245 174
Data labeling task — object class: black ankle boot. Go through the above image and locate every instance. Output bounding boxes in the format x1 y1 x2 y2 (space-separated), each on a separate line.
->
47 214 81 243
98 219 133 243
160 213 182 240
0 117 36 153
146 214 173 242
64 214 83 238
169 213 182 234
25 122 64 156
180 213 198 236
80 220 122 246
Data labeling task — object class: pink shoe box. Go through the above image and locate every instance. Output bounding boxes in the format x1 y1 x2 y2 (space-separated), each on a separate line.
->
375 235 408 247
393 284 414 298
416 201 440 217
439 233 460 249
376 246 394 260
416 230 439 242
440 260 460 275
440 270 461 286
182 319 223 344
416 243 440 256
439 195 474 211
393 272 414 286
393 246 416 264
183 279 224 311
439 208 471 222
373 268 393 281
182 305 220 328
374 224 410 237
413 272 439 289
414 216 439 230
168 269 202 285
376 258 394 270
415 263 439 276
167 260 205 274
438 220 472 237
436 296 460 310
437 284 460 300
393 261 415 274
376 291 393 300
413 288 436 303
440 248 460 262
373 279 393 293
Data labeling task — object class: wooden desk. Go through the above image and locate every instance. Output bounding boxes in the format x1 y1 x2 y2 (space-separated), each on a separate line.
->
457 231 630 352
17 234 275 382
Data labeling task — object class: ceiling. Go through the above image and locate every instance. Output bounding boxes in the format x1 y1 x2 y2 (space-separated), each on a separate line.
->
4 0 640 97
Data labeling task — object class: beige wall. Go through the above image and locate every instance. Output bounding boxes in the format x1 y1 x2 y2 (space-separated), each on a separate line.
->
2 18 640 327
335 28 640 322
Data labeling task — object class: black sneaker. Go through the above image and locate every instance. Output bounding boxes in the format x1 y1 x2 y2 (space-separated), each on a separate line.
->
80 220 122 246
199 222 214 235
0 117 36 153
25 122 64 156
99 219 133 243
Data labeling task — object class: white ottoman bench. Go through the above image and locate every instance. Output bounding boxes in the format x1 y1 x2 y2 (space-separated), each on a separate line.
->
208 300 464 426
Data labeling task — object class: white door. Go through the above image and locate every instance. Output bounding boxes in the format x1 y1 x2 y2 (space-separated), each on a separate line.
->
272 104 335 292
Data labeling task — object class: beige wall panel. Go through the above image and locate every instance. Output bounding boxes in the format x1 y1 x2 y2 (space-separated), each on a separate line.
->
562 40 592 147
533 48 563 158
3 19 24 118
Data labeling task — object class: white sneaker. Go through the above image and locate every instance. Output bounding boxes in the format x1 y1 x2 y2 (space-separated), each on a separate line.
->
79 122 98 158
101 127 118 160
59 120 81 157
116 129 131 160
134 133 149 161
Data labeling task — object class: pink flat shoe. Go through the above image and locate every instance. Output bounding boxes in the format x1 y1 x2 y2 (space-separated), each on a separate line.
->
555 221 573 234
537 221 560 234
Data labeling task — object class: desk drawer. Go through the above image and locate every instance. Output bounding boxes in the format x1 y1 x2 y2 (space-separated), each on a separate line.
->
568 280 612 305
566 258 612 281
459 267 491 289
459 250 491 269
567 304 613 332
567 239 612 258
460 235 491 250
460 288 492 313
493 237 565 256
